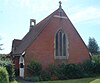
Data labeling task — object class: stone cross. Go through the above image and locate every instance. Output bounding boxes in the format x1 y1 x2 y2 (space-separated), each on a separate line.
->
59 1 62 9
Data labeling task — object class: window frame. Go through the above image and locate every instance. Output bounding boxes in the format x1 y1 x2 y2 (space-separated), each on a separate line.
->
54 29 69 59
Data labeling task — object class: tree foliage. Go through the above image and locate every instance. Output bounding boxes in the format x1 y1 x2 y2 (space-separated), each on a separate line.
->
0 67 9 83
0 44 3 50
88 37 100 55
0 54 15 81
0 38 3 50
27 60 42 76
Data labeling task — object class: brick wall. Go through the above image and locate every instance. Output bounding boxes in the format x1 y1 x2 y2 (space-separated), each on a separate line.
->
24 17 90 77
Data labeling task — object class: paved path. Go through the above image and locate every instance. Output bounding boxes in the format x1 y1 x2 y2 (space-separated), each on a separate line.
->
16 77 34 83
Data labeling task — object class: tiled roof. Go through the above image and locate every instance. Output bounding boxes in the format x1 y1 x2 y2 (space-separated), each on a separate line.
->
12 39 22 51
13 8 62 55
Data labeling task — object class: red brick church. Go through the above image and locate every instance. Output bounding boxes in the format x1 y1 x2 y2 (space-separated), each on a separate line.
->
10 2 90 78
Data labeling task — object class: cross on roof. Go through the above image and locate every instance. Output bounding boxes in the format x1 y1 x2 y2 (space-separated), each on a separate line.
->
59 1 62 16
59 1 62 9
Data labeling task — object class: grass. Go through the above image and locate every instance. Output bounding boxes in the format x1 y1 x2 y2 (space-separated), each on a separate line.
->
36 76 100 83
10 80 21 83
90 79 100 83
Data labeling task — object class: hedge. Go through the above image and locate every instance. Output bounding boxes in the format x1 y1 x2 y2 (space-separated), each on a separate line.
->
0 55 15 81
0 67 9 83
26 60 100 81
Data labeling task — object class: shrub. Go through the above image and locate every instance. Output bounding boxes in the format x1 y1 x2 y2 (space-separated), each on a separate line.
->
25 70 51 82
49 63 85 80
63 64 84 79
15 68 19 76
0 67 9 83
40 70 51 81
81 60 96 76
92 55 100 63
27 60 42 76
25 76 40 82
0 55 15 81
54 64 68 79
93 62 100 74
49 64 58 75
26 59 100 81
6 64 15 81
0 60 11 66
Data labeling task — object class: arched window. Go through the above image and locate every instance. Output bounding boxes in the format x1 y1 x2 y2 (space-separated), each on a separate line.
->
55 29 68 59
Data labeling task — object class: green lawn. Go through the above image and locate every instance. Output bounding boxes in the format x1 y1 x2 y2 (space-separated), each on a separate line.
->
36 77 100 83
90 79 100 83
10 80 21 83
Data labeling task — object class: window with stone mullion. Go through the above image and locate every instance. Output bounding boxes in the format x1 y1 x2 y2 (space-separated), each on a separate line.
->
55 29 67 57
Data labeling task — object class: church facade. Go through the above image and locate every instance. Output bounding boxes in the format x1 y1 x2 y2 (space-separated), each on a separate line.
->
10 3 90 78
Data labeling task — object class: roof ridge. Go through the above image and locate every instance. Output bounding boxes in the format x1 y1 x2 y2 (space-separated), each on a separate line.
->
14 9 59 55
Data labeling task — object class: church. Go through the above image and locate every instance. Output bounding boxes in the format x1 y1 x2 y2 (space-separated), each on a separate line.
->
10 2 90 78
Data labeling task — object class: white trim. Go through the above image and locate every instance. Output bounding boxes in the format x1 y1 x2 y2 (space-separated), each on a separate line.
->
54 56 67 59
19 55 24 64
54 15 68 19
19 54 24 78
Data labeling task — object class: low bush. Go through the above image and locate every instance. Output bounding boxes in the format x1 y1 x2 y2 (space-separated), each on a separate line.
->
92 55 100 63
27 60 42 76
0 54 15 81
62 64 84 79
0 67 9 83
0 59 11 66
25 76 40 82
15 68 19 76
49 63 84 80
49 64 65 79
27 60 51 81
81 60 96 76
49 64 58 76
25 70 51 82
27 59 100 81
6 64 15 81
40 70 51 81
93 62 100 74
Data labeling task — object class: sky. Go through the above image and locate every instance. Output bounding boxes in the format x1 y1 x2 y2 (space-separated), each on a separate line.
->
0 0 100 54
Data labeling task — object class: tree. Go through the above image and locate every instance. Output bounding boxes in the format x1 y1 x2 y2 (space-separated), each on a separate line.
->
88 37 100 55
0 38 3 50
0 44 3 50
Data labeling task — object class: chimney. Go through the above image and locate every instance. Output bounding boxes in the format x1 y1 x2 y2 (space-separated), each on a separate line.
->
30 19 36 31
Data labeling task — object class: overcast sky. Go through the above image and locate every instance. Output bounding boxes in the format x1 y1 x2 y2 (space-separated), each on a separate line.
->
0 0 100 54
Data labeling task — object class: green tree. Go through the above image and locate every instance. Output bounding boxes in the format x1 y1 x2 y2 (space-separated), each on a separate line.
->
88 37 99 55
0 67 9 83
0 44 3 50
0 54 15 81
0 38 3 50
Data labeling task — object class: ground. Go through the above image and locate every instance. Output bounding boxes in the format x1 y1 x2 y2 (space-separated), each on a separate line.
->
36 76 100 83
14 76 100 83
